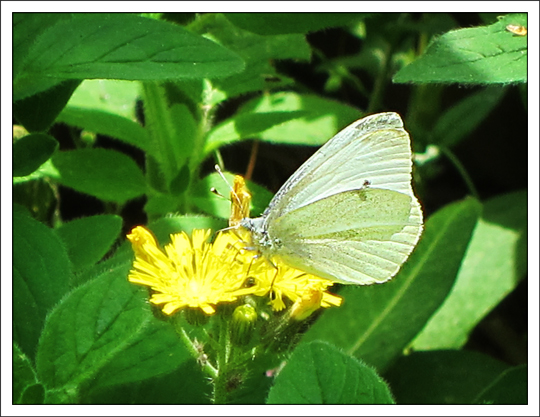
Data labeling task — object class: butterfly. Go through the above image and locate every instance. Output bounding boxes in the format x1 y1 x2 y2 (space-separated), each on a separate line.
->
239 112 423 285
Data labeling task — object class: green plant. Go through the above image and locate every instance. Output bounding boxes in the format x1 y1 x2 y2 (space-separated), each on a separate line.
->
13 12 527 405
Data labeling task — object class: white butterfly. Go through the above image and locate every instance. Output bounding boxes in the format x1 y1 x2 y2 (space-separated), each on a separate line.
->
240 112 423 285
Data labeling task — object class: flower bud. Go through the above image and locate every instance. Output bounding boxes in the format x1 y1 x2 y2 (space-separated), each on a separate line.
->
230 304 258 346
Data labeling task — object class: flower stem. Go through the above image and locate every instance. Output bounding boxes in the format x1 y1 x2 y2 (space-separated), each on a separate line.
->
177 325 218 379
440 145 480 199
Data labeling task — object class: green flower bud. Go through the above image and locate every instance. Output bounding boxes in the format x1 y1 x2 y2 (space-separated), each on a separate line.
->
230 304 258 346
80 130 97 147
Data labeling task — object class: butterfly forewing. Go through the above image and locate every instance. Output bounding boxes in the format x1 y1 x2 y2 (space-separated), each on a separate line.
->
264 112 415 224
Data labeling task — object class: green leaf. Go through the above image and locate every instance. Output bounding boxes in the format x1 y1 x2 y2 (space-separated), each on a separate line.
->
65 79 141 120
57 107 151 154
84 360 211 404
168 102 198 171
72 239 134 289
89 320 190 391
36 262 190 397
431 86 506 147
13 207 71 361
384 350 510 404
13 13 72 78
394 14 527 85
13 343 39 404
191 172 273 221
239 92 363 145
50 148 146 203
169 164 191 196
302 198 482 371
224 13 371 35
141 84 197 184
193 14 310 98
411 190 527 350
55 215 123 272
13 13 245 101
267 341 394 404
13 80 81 132
204 111 307 155
12 159 60 186
20 383 46 405
144 193 182 217
474 365 527 405
13 133 58 177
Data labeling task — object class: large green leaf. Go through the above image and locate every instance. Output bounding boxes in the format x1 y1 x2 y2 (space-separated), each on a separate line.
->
55 215 123 272
50 148 146 203
394 14 527 85
384 350 510 404
302 198 482 371
13 13 245 101
13 206 72 361
411 190 527 350
36 262 190 402
267 341 394 404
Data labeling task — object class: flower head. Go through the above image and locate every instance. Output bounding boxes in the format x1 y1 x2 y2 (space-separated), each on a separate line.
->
127 226 261 315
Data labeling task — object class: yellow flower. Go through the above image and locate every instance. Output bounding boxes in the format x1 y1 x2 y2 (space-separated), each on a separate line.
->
127 226 262 315
256 262 343 313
